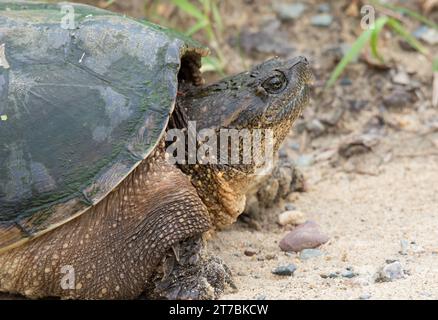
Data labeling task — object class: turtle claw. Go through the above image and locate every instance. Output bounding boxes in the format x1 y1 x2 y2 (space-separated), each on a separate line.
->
154 256 234 300
161 254 176 281
150 237 235 300
172 244 181 263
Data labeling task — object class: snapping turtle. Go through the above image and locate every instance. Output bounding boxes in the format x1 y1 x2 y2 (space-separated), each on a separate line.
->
0 1 311 299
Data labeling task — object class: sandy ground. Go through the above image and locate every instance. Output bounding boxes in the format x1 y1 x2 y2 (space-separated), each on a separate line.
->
210 130 438 300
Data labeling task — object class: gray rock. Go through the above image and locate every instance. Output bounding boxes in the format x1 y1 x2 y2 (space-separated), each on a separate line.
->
300 248 323 260
399 239 409 255
289 141 300 151
383 88 414 109
348 99 368 112
295 154 314 167
256 294 267 300
412 244 426 254
375 261 406 282
413 25 438 45
341 269 358 278
323 272 339 278
413 25 429 39
272 264 297 276
273 3 306 21
279 221 329 252
322 268 358 279
340 77 353 86
420 29 438 45
318 3 331 13
284 203 296 211
392 70 410 85
239 29 295 56
359 293 372 300
311 14 333 27
306 118 326 136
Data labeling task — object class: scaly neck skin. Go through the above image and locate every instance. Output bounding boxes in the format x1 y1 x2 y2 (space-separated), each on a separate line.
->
179 163 253 229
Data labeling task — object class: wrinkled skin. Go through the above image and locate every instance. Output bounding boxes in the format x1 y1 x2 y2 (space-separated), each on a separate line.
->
0 57 311 299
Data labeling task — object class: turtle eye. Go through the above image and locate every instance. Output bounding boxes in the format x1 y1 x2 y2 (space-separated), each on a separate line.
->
262 72 287 94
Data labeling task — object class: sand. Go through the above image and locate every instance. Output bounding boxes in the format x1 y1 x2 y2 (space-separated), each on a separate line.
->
211 131 438 300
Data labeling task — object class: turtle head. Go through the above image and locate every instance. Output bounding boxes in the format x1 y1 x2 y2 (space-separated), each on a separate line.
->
224 56 311 139
176 56 312 162
172 56 311 227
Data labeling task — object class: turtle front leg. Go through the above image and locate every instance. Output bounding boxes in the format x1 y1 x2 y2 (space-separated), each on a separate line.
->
147 236 235 300
0 153 228 300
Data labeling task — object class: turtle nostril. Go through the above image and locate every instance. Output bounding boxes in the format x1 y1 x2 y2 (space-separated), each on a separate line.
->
289 56 309 70
297 56 309 65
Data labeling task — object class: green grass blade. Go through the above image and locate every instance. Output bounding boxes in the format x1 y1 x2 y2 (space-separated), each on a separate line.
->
201 0 211 15
370 16 388 63
434 58 438 107
105 0 116 6
326 17 388 88
185 19 209 36
387 18 430 55
378 2 438 30
201 56 225 75
171 0 205 21
211 1 223 33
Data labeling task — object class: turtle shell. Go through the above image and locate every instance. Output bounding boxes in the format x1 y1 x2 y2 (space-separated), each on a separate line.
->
0 1 208 252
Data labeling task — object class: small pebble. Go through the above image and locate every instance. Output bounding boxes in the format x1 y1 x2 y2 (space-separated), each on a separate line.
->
413 25 429 39
399 239 409 255
278 210 307 226
341 269 358 278
256 294 267 300
306 118 326 136
273 3 306 21
284 203 296 211
375 261 405 282
311 14 333 27
279 221 329 252
359 293 372 300
289 142 300 150
272 264 297 276
295 154 314 167
392 71 410 85
300 248 323 260
239 29 295 56
340 77 353 86
383 89 413 109
244 248 257 257
317 3 330 13
420 29 438 45
412 245 425 254
321 272 339 279
265 253 276 260
413 25 438 45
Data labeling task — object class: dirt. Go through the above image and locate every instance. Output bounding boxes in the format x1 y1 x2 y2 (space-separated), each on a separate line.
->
26 0 438 299
210 130 438 300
